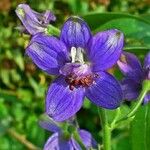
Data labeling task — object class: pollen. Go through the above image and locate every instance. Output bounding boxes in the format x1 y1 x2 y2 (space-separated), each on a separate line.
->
65 73 99 91
120 54 127 63
17 8 25 17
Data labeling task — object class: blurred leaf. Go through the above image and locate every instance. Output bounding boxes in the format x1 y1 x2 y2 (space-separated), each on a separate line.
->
0 89 18 102
67 0 88 14
0 70 11 87
28 76 45 98
17 88 33 104
83 12 150 49
113 133 131 150
94 18 150 47
14 52 24 71
83 12 150 31
0 98 9 118
12 103 25 122
26 115 45 147
10 69 21 83
130 104 150 150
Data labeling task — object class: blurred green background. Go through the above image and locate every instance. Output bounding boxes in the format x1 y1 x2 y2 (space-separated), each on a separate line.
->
0 0 150 149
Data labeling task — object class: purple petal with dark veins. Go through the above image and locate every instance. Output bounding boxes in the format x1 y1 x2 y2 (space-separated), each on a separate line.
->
44 133 75 150
88 29 124 72
26 33 69 75
86 71 123 109
118 52 144 83
60 16 92 49
39 114 61 133
144 52 150 79
15 4 55 35
78 129 97 149
32 10 56 24
46 76 85 122
143 93 150 104
70 138 82 150
144 52 150 69
121 78 141 101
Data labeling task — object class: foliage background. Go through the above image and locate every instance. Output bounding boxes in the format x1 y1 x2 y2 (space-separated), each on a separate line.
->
0 0 150 149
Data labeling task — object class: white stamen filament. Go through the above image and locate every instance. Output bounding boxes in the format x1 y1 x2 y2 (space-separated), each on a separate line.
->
71 47 84 63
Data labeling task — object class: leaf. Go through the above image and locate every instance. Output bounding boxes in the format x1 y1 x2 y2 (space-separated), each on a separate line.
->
82 12 150 31
130 104 150 150
26 115 45 147
67 0 89 14
14 52 24 71
106 105 130 125
83 12 150 49
113 134 131 150
95 18 150 46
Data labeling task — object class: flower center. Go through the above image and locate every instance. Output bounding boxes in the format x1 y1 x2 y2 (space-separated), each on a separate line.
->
60 47 98 90
65 73 98 91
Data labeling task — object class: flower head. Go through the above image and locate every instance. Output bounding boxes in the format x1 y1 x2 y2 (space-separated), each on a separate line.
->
26 16 124 121
117 52 150 104
15 4 56 35
39 115 97 150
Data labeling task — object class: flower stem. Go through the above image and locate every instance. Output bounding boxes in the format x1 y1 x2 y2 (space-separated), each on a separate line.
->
7 128 40 150
46 24 60 36
98 108 111 150
116 80 150 125
124 46 150 51
110 108 121 129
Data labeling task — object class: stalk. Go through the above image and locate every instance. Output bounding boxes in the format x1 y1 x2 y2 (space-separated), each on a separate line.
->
98 108 111 150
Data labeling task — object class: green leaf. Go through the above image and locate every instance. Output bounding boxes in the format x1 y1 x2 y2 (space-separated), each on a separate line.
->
82 12 150 31
95 18 150 46
113 134 131 150
106 105 130 125
83 12 150 49
14 52 24 71
17 89 33 104
67 0 89 14
26 115 45 147
130 104 150 150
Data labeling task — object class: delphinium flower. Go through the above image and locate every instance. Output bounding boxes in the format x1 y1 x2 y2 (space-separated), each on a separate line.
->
26 16 124 121
117 52 150 104
39 115 97 150
15 4 56 35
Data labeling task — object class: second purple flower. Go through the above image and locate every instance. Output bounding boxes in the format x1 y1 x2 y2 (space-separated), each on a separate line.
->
26 16 124 121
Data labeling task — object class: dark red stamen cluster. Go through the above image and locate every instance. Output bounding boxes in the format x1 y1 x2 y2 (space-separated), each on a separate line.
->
65 73 99 91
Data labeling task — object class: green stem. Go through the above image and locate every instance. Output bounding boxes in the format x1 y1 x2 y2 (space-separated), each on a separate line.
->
124 46 150 51
110 108 121 129
98 108 111 150
116 80 150 124
46 25 60 36
73 130 86 150
0 89 18 96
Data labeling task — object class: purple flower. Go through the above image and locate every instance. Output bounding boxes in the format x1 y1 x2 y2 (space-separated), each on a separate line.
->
39 116 97 150
15 4 56 35
26 16 124 121
117 52 150 104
